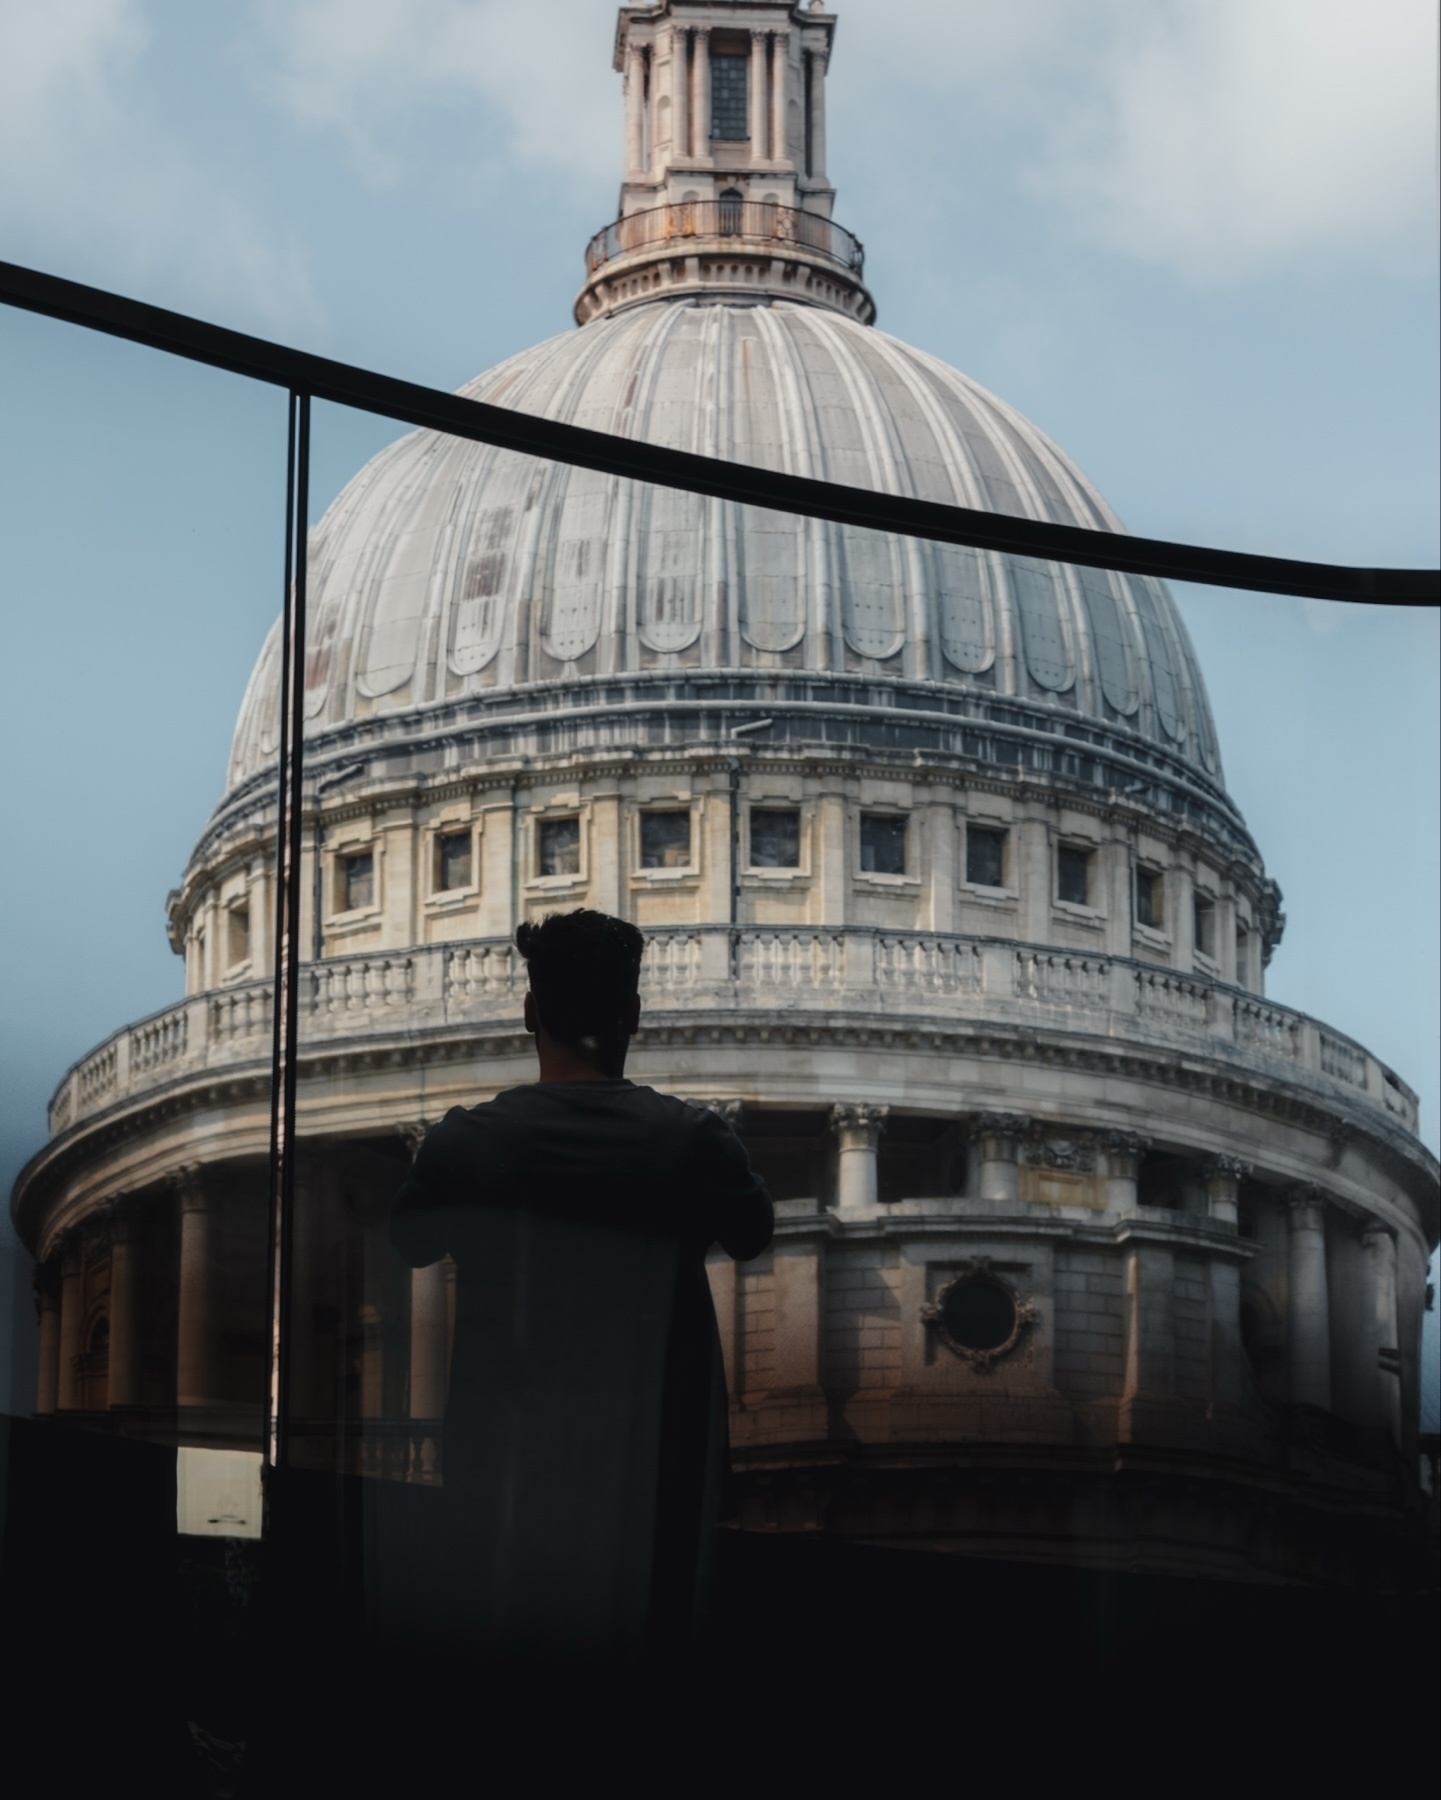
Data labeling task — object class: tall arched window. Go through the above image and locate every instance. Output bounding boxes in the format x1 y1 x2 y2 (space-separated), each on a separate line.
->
718 188 744 236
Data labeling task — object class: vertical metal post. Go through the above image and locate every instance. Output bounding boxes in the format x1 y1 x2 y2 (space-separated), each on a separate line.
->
265 390 311 1474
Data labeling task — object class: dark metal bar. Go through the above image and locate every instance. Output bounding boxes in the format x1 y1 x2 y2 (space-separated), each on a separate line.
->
1 257 1434 605
264 390 310 1472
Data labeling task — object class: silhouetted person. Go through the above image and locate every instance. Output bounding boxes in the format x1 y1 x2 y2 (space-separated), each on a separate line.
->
389 910 772 1659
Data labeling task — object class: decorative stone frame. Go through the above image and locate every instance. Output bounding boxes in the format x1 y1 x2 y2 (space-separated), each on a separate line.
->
630 797 704 888
1052 833 1106 926
960 815 1014 903
742 795 813 885
854 805 920 895
326 827 384 938
423 815 482 914
921 1259 1039 1374
525 799 591 897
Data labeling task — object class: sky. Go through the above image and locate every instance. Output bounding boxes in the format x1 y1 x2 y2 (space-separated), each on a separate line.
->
0 0 1437 1420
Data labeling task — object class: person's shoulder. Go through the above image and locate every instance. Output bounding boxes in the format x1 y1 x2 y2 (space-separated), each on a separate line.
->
624 1085 719 1126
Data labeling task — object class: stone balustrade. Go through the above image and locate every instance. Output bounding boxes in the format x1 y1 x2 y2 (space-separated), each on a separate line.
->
47 928 1421 1138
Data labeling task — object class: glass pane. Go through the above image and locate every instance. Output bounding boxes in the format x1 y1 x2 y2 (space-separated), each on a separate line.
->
966 826 1005 888
641 811 691 869
711 55 749 140
860 813 907 875
751 809 800 869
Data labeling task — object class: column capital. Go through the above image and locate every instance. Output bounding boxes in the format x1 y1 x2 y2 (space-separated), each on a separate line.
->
1286 1181 1327 1223
1359 1219 1397 1250
105 1196 138 1245
972 1111 1031 1146
168 1162 209 1213
698 1099 744 1128
1102 1129 1152 1159
832 1102 888 1143
397 1120 430 1161
1201 1153 1252 1184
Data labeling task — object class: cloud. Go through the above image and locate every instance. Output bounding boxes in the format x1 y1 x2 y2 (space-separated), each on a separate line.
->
0 0 318 332
833 0 1438 281
251 0 616 190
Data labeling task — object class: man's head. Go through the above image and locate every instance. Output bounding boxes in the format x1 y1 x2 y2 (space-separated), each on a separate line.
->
516 910 645 1079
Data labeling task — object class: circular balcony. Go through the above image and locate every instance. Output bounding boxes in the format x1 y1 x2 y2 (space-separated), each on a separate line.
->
575 200 875 325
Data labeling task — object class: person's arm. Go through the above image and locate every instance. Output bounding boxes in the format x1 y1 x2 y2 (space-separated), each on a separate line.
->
388 1111 466 1268
692 1111 773 1260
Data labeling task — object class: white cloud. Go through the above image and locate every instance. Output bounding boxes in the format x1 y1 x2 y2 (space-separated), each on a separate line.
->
834 0 1438 281
0 0 319 332
251 0 616 189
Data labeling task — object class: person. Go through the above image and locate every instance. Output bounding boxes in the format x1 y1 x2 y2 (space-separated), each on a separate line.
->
388 909 772 1659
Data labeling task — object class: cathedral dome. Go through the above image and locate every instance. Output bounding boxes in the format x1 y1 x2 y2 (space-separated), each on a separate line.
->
227 297 1224 800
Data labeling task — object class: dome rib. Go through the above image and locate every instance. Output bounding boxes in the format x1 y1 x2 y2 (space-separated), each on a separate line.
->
228 298 1226 799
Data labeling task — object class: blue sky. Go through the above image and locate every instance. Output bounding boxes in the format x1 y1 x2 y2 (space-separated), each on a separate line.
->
1 0 1437 1416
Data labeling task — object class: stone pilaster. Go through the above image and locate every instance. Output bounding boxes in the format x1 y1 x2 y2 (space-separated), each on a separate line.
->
106 1198 141 1410
1286 1185 1332 1411
693 27 712 151
1360 1223 1401 1443
625 44 646 179
831 1103 887 1215
1101 1130 1150 1212
671 27 689 160
33 1260 61 1416
972 1113 1030 1205
806 46 828 179
408 1260 449 1484
770 30 789 164
174 1165 218 1409
749 31 769 156
1121 1239 1176 1438
1201 1153 1251 1228
769 1239 826 1435
56 1233 84 1413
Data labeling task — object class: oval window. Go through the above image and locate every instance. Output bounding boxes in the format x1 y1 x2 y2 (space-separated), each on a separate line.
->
941 1276 1016 1353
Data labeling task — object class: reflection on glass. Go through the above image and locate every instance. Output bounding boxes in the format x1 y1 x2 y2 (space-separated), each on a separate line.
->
1057 843 1091 905
750 808 800 869
539 816 581 876
966 825 1005 888
859 813 906 875
641 811 691 869
342 850 374 911
436 829 473 892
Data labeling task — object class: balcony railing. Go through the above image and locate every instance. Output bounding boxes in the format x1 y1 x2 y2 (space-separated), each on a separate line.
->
45 928 1420 1140
585 200 865 278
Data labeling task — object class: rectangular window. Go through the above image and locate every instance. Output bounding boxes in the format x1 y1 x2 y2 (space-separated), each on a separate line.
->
1057 844 1091 907
711 53 749 139
1136 868 1163 929
436 830 473 893
860 813 907 876
1194 893 1216 959
966 826 1006 888
227 905 250 967
641 811 692 870
539 817 581 878
750 808 800 869
342 852 375 913
1236 918 1250 975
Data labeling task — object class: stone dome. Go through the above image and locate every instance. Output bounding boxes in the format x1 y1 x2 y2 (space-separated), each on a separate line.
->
227 298 1223 797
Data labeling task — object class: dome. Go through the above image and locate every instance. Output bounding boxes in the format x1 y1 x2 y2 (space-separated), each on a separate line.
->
227 298 1223 797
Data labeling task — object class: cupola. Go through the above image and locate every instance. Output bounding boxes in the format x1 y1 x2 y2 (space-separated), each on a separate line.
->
576 2 874 324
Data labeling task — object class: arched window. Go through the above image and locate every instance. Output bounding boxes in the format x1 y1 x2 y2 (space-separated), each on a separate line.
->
718 188 744 236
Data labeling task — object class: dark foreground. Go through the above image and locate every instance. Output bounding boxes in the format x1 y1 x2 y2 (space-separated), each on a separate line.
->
3 1417 1435 1792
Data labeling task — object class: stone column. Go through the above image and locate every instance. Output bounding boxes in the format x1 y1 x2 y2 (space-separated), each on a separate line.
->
772 1241 826 1430
1122 1240 1176 1431
770 31 789 165
749 31 769 156
973 1113 1030 1205
175 1166 219 1409
807 49 828 180
671 27 689 160
1360 1223 1401 1443
409 1262 449 1421
56 1234 84 1412
1102 1131 1150 1212
33 1262 61 1416
831 1104 887 1215
625 45 646 179
107 1199 140 1410
1202 1154 1250 1229
1286 1185 1332 1410
693 28 712 152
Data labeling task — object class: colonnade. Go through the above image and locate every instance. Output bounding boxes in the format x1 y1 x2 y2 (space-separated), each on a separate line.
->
624 22 827 178
30 1113 1413 1465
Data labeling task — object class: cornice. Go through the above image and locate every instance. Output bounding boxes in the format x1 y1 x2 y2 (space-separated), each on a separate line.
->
15 1006 1436 1255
